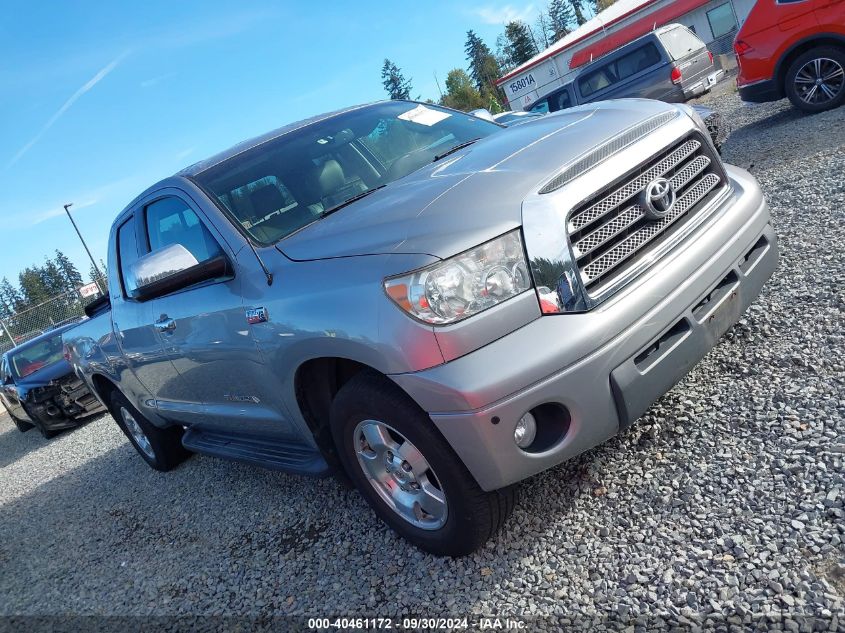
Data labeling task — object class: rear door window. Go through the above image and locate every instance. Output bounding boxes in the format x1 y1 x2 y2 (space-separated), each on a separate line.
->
551 89 573 111
659 26 705 60
579 65 616 97
532 87 574 113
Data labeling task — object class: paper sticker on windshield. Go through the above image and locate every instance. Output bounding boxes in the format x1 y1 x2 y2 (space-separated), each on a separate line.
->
398 105 451 126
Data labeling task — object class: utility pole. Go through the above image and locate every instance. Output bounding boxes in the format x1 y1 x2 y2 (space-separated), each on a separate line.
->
63 203 104 293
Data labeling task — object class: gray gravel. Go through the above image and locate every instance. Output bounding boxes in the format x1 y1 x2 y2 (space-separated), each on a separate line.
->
1 88 843 630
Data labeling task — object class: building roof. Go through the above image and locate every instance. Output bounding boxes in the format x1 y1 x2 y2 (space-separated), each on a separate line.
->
497 0 660 85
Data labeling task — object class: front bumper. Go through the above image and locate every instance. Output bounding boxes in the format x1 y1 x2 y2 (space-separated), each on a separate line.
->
391 166 777 491
25 382 106 430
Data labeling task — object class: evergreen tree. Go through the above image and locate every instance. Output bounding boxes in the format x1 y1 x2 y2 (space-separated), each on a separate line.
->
502 21 539 69
0 277 23 313
54 250 83 291
88 263 107 287
18 267 51 306
596 0 618 11
570 0 588 26
439 69 486 112
40 259 67 296
549 0 576 41
380 59 412 100
464 30 502 103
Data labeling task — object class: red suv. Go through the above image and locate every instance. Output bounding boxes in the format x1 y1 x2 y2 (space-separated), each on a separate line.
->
734 0 845 112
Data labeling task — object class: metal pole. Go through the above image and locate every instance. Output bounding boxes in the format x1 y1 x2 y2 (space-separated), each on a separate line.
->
63 203 104 292
0 318 15 348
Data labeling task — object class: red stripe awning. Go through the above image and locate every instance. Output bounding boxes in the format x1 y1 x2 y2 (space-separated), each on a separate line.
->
568 0 712 70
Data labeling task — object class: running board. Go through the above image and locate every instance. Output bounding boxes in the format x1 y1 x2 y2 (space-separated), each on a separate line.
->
181 429 330 476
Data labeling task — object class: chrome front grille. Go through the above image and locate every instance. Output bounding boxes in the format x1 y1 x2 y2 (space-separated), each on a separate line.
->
568 133 725 293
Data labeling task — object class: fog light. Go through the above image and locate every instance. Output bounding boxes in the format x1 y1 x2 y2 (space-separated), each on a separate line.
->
514 412 537 449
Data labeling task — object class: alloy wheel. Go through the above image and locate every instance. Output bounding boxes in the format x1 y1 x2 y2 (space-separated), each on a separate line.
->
793 57 845 106
120 406 154 459
353 419 448 530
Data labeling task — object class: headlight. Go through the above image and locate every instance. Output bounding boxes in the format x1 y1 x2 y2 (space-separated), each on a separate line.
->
384 230 532 325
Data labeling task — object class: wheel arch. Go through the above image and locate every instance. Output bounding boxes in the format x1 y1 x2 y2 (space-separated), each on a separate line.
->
90 374 119 410
293 356 422 467
775 33 845 94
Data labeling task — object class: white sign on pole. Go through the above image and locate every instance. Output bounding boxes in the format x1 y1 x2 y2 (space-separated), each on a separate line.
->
79 282 100 298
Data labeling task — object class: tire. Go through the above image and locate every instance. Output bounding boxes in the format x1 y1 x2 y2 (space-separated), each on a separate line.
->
784 46 845 113
109 391 190 471
20 404 57 439
330 372 516 557
35 420 58 439
10 414 34 433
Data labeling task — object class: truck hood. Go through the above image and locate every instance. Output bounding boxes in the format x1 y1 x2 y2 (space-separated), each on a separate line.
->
278 100 680 261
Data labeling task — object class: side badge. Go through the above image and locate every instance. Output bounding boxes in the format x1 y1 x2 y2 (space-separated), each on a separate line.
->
246 307 269 325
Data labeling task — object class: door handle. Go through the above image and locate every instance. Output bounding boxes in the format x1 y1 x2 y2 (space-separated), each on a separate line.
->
154 316 176 333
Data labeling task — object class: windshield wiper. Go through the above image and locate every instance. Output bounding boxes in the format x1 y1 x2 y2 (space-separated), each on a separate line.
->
320 185 387 218
433 138 482 162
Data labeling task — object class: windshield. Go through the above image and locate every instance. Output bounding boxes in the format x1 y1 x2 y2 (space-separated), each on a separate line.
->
10 333 65 379
194 102 502 245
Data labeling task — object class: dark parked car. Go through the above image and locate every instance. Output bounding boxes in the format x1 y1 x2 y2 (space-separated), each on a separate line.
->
0 324 105 438
528 24 723 115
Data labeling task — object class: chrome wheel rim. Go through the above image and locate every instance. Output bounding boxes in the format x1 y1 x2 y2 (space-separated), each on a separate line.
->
120 406 154 459
794 57 844 105
353 420 448 530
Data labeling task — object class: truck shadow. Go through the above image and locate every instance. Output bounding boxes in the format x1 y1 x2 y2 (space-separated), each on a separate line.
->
0 431 589 616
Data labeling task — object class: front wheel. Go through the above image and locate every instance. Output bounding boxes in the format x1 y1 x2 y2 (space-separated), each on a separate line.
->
785 47 845 113
20 404 57 439
330 373 516 557
9 413 34 433
109 391 191 471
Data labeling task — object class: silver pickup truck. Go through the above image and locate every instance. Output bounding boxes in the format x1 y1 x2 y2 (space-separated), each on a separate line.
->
64 99 777 556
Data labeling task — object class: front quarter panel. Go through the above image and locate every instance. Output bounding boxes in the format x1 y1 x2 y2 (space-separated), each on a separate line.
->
247 251 445 375
242 249 445 437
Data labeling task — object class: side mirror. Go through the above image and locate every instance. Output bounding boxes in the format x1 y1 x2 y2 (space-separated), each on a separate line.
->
468 108 495 122
128 244 230 301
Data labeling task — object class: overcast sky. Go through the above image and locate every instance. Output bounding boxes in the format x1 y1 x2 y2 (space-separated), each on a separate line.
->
0 0 541 285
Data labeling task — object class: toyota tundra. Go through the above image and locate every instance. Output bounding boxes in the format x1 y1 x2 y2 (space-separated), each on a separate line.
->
64 99 777 556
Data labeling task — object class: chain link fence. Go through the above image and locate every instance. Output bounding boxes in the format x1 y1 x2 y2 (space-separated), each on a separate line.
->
0 276 107 356
706 28 738 57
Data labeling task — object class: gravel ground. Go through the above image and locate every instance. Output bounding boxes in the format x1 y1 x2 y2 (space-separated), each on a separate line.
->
1 88 843 630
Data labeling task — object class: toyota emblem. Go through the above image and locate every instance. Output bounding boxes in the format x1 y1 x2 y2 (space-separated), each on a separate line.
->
641 177 676 220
